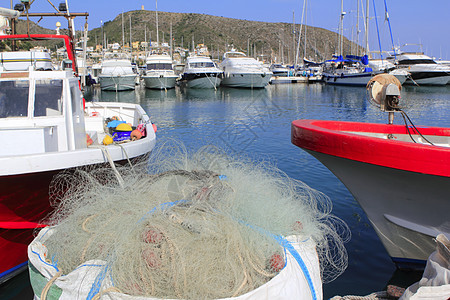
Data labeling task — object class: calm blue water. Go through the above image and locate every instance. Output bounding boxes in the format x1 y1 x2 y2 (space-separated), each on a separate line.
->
2 83 449 299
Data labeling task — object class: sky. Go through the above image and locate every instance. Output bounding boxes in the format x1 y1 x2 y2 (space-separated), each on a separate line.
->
9 0 450 60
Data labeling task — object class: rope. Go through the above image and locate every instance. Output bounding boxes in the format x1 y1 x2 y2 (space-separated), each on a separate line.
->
91 286 123 300
399 110 434 145
40 270 63 300
99 146 125 188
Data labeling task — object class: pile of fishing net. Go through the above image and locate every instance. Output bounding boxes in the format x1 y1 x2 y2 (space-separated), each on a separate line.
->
29 143 350 299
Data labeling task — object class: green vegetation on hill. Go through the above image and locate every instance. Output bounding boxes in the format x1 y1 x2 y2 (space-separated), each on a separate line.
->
88 10 359 63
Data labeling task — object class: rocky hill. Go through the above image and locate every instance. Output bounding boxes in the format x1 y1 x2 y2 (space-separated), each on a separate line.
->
88 10 359 63
5 10 360 63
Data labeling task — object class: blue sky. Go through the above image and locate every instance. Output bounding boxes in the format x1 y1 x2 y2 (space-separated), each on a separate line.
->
12 0 450 59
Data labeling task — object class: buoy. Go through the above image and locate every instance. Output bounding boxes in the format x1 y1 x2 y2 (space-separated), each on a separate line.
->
293 221 303 232
152 124 157 133
115 123 133 132
86 134 93 146
143 228 163 244
130 129 142 141
143 249 161 269
269 253 284 272
102 135 113 145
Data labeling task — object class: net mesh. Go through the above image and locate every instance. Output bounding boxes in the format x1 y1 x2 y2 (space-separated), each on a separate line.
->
42 142 350 299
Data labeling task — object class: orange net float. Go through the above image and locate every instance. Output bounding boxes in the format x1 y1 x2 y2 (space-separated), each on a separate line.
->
131 129 143 141
268 253 285 272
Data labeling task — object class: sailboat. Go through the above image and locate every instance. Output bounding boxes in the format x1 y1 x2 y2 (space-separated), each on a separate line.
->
142 0 178 90
322 0 384 86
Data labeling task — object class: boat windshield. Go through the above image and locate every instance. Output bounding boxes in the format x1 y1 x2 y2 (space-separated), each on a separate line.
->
147 63 173 70
34 79 63 117
189 62 215 68
0 80 29 118
0 79 63 118
397 59 436 65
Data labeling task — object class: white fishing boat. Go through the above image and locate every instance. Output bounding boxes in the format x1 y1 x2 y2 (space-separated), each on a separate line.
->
292 74 450 270
180 55 223 89
0 29 156 283
98 51 137 91
220 49 272 88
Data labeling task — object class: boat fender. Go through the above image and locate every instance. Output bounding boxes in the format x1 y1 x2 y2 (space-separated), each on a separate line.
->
102 135 113 145
130 129 142 141
86 134 93 146
152 124 157 133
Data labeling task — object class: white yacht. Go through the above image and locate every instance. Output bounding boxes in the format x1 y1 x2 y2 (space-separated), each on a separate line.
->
368 59 409 85
388 52 450 86
142 48 178 90
220 50 272 88
269 63 290 77
180 55 223 89
98 52 137 91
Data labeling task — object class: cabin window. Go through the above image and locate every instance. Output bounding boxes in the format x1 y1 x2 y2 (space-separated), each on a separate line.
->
0 80 29 118
34 79 63 117
190 62 215 68
147 63 173 70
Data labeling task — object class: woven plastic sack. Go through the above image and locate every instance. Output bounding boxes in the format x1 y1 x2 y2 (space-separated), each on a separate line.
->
29 227 322 300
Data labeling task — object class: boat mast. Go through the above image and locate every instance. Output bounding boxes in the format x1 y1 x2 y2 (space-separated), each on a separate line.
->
155 0 159 46
338 0 345 57
365 0 369 56
303 0 308 60
170 21 173 58
295 0 306 66
121 11 125 48
356 0 360 56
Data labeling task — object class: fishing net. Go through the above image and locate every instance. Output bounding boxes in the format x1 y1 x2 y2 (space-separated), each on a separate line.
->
42 142 349 299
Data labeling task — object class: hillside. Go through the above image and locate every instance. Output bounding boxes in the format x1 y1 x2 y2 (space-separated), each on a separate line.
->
5 10 360 64
88 10 359 63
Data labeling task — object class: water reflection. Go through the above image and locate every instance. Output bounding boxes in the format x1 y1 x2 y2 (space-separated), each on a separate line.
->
85 87 140 104
9 83 448 299
144 87 179 102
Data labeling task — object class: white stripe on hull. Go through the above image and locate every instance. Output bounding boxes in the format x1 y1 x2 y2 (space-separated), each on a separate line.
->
186 76 221 89
405 74 450 86
143 76 177 89
221 73 271 88
99 75 136 91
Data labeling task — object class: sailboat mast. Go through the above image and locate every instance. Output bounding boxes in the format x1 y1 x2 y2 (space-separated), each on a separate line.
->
339 0 344 57
303 0 308 59
356 0 360 56
122 11 125 48
295 0 306 66
365 0 369 56
156 0 159 46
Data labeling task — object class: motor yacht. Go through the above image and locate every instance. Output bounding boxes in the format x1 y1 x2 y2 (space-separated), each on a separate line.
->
220 50 272 88
180 55 223 89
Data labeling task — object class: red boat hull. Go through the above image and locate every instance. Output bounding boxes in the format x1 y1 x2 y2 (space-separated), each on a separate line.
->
0 157 146 283
0 171 57 282
291 120 450 269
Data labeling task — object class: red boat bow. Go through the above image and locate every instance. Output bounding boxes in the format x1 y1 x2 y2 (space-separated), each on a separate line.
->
291 120 450 177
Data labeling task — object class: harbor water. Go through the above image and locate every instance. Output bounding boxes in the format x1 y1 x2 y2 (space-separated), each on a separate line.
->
2 83 449 299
